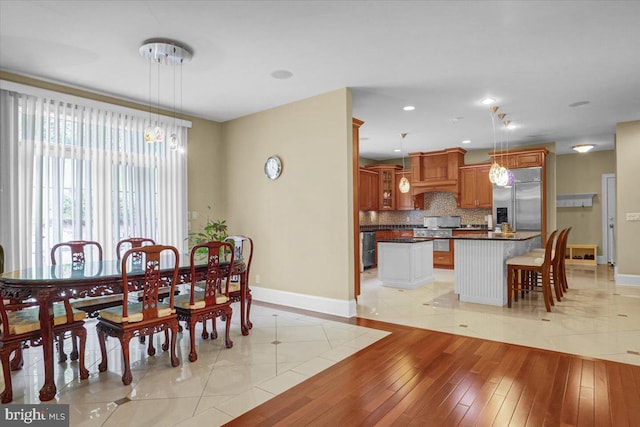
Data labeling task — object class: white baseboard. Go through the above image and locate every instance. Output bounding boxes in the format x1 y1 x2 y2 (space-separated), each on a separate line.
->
615 269 640 286
250 286 358 318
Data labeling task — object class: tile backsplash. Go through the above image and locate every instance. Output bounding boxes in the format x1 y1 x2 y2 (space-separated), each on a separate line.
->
360 191 491 226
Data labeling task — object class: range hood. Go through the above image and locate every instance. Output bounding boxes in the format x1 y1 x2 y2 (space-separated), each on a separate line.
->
409 148 466 195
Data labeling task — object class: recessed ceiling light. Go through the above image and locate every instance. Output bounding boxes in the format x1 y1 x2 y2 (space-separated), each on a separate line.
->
270 69 293 79
481 97 496 105
569 100 590 108
506 122 517 130
403 106 415 111
572 144 595 153
462 139 471 144
394 149 401 152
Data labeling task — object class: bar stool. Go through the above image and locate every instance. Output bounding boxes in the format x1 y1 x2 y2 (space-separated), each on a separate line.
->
507 230 558 312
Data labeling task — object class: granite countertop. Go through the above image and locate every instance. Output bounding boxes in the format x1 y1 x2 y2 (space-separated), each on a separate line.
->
377 237 434 244
360 225 488 232
450 231 541 241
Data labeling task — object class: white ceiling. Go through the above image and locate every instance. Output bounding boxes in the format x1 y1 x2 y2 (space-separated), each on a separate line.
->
1 1 639 160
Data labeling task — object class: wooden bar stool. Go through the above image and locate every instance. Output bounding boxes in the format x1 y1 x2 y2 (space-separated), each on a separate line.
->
507 230 558 312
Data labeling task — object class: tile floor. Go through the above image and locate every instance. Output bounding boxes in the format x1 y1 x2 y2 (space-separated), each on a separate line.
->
4 263 640 426
1 304 389 426
358 263 640 366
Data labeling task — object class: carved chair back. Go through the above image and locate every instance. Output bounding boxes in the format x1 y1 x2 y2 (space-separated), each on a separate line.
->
189 241 234 307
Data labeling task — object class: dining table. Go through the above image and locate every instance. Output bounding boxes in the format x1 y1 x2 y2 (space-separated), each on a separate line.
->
0 253 249 402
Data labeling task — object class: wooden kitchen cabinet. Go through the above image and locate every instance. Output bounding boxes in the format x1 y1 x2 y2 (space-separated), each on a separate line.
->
395 170 414 210
364 165 402 210
459 164 492 208
359 168 379 211
489 147 547 169
433 240 454 269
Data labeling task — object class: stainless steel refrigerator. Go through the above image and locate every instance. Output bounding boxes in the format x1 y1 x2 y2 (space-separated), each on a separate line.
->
493 167 542 231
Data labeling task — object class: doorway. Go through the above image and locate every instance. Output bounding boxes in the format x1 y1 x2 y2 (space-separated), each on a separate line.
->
602 173 616 265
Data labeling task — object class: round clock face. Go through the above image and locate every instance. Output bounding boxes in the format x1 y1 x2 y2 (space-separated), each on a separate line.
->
264 155 282 180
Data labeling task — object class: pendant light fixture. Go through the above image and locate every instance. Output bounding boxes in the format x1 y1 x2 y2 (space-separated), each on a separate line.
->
398 133 410 193
139 39 192 145
488 106 501 184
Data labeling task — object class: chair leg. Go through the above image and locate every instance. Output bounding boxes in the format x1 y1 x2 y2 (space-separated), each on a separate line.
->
188 318 198 363
97 327 109 373
162 330 169 352
542 272 552 312
10 348 24 371
224 307 233 349
57 332 67 363
120 335 133 385
201 320 209 340
170 322 180 368
70 333 79 361
147 333 155 356
1 344 18 403
507 266 514 308
211 317 218 340
76 327 89 380
246 292 253 329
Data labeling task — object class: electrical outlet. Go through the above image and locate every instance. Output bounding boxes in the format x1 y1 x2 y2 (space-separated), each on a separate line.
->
626 212 640 221
255 274 261 284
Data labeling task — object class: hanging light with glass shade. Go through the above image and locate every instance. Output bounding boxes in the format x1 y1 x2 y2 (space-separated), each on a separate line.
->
398 133 410 193
139 39 193 145
488 106 501 183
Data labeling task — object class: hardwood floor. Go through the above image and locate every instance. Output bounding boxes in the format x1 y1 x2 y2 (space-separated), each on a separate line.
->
226 316 640 426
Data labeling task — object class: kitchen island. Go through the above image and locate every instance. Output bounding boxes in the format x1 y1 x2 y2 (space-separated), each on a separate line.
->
377 238 434 289
452 231 541 306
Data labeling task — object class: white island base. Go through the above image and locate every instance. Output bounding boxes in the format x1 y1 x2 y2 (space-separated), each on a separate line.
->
454 233 541 306
378 239 434 289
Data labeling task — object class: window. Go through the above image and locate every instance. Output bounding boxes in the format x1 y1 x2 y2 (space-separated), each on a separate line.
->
0 85 189 270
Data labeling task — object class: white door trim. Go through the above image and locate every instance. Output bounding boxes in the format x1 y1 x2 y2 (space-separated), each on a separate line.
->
601 173 615 265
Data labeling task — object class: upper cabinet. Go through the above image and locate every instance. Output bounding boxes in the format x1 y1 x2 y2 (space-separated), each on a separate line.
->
459 164 493 208
489 147 548 169
408 148 466 195
395 170 415 210
364 164 402 210
359 168 379 211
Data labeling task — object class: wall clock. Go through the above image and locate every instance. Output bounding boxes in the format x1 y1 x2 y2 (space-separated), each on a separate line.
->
264 155 282 180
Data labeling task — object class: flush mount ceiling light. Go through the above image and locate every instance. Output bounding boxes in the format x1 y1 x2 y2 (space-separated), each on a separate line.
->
573 144 595 153
403 105 415 111
139 39 193 146
462 139 471 144
271 69 293 79
569 100 590 108
393 149 401 152
481 97 496 105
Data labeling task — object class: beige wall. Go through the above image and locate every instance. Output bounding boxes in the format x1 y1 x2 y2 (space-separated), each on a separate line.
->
556 151 616 255
222 88 354 301
615 120 640 277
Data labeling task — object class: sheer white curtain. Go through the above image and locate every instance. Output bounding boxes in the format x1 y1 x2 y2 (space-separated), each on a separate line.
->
0 86 188 271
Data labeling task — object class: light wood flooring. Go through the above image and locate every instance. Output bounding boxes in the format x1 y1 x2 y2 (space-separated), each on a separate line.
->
227 315 640 426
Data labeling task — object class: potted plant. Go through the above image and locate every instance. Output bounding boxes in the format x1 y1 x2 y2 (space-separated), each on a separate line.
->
187 205 228 257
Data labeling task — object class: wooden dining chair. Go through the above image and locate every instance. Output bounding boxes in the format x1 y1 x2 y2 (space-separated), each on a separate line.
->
96 244 180 385
225 235 254 334
116 237 156 260
51 240 104 361
507 230 558 312
175 241 235 362
1 290 89 403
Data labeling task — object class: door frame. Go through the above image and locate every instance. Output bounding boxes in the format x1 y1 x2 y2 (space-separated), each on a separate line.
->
601 173 616 265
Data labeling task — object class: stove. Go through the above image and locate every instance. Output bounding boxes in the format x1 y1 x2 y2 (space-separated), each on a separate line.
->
413 228 453 238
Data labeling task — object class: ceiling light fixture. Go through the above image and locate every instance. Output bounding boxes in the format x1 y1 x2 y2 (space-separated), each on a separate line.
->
481 97 496 105
403 106 415 111
572 144 595 153
462 139 471 144
398 133 410 194
139 39 193 145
